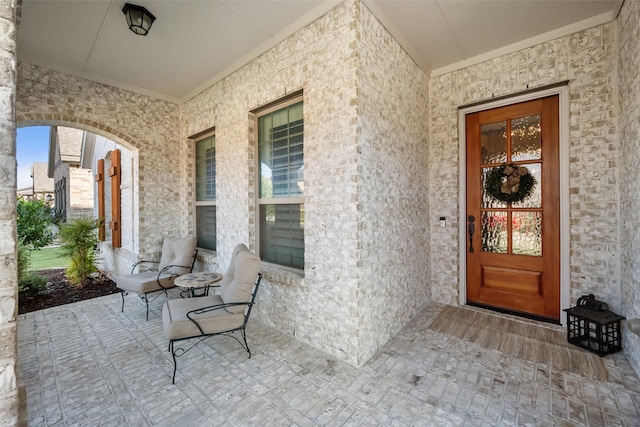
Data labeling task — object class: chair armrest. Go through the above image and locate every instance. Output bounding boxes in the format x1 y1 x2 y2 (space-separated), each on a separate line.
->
159 263 194 274
186 302 250 335
131 260 159 274
155 263 196 289
155 264 180 289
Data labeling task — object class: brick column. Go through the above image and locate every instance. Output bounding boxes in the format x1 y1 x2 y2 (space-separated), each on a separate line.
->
0 0 19 425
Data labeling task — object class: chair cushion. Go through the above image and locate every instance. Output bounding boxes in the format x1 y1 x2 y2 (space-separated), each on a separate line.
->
116 271 176 294
218 243 249 296
222 248 261 314
159 237 197 275
162 296 245 340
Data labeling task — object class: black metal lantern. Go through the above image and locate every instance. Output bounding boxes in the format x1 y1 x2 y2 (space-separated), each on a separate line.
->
122 3 156 36
564 294 625 357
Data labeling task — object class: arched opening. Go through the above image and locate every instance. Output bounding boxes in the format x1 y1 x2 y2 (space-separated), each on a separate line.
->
17 121 139 279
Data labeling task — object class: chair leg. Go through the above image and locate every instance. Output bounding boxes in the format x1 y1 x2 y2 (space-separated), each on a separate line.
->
170 341 178 384
241 329 251 358
144 293 149 321
120 291 125 313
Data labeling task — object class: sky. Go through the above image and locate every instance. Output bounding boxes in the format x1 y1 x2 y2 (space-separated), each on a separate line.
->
16 126 50 189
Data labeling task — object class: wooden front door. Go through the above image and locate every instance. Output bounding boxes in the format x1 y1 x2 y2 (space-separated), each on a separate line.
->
466 95 560 321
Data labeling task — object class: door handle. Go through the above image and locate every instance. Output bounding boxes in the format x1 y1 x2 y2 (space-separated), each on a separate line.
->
467 215 475 253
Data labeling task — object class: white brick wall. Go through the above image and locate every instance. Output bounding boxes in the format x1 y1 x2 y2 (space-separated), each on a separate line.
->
429 23 619 309
616 0 640 376
355 1 430 363
180 1 430 364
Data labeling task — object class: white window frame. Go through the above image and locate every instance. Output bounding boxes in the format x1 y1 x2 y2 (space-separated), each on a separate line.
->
192 129 217 252
254 94 304 272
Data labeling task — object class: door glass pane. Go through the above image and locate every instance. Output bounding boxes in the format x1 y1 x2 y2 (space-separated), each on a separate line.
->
481 121 507 164
512 212 542 256
512 163 541 208
482 167 507 209
481 211 507 253
511 115 541 161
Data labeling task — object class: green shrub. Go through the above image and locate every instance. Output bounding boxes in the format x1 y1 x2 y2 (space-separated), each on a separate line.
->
17 242 30 284
17 197 53 250
19 272 47 298
59 217 100 287
18 230 48 298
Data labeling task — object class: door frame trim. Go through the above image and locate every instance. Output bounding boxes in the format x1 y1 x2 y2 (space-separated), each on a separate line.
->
457 84 570 324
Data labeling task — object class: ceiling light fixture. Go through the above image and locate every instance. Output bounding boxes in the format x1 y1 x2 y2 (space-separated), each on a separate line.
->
122 3 156 36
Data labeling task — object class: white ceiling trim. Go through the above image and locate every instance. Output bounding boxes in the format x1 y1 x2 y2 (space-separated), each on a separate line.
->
431 11 615 78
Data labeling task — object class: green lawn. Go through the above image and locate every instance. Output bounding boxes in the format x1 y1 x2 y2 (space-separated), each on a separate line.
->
29 247 71 270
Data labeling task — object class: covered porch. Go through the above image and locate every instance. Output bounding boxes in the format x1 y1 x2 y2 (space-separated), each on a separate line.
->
2 0 640 424
18 293 640 426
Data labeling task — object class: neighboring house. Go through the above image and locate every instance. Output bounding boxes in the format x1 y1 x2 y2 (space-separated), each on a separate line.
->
2 2 638 414
16 162 53 201
49 126 95 221
31 162 53 202
16 186 33 199
47 125 132 256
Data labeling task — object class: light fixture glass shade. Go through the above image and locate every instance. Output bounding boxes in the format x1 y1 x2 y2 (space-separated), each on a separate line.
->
122 3 156 36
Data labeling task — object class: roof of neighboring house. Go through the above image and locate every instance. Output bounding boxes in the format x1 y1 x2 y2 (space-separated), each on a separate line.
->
57 127 83 164
17 186 33 197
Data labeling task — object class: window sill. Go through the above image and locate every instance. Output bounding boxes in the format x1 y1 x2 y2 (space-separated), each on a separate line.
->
260 264 305 286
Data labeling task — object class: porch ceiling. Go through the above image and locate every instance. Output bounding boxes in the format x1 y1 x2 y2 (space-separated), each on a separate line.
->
16 0 622 104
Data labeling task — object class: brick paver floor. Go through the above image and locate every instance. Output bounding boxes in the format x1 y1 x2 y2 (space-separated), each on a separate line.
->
17 291 640 426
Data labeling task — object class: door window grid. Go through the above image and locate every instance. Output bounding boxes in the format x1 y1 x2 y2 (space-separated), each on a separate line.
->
480 115 543 256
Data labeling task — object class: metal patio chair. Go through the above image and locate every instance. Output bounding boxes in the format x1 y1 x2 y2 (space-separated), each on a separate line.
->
162 244 261 383
117 237 198 320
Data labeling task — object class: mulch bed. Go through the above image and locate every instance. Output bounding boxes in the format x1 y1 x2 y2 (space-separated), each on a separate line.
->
18 269 119 314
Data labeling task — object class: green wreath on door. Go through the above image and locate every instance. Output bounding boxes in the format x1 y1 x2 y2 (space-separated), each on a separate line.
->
485 163 536 204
